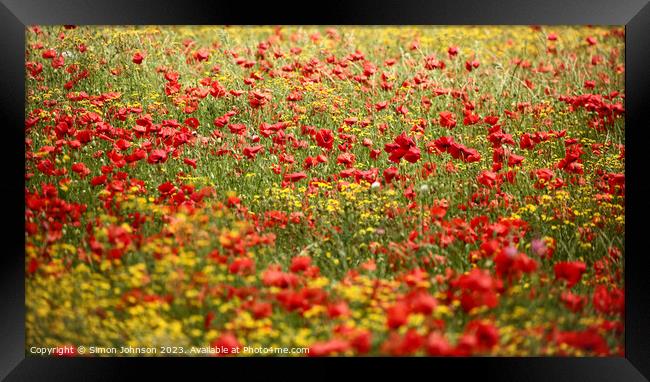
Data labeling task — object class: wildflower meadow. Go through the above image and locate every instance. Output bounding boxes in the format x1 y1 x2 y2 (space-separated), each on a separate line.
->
25 26 625 356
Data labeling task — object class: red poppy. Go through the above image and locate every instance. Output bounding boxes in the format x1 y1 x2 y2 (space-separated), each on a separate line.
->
158 181 175 195
183 158 197 169
439 111 457 128
350 330 372 354
194 48 210 62
147 149 168 164
433 136 454 152
228 123 247 135
494 249 538 281
327 301 350 319
463 109 481 125
554 261 587 288
90 174 107 187
375 101 388 111
449 142 481 163
465 60 480 71
71 162 90 178
309 339 350 356
243 145 264 159
424 55 445 70
250 301 272 319
383 167 398 183
289 256 311 273
592 285 624 315
477 170 497 188
382 329 424 356
464 320 499 351
42 49 56 59
406 291 437 315
283 172 307 183
561 291 586 312
386 301 409 329
336 152 356 167
508 153 525 166
415 332 443 357
454 268 500 312
211 333 241 356
228 257 255 275
555 329 609 355
384 133 420 163
314 129 334 150
248 90 272 108
132 52 144 64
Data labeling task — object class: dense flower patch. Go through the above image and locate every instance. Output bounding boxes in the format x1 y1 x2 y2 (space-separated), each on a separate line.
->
25 26 625 356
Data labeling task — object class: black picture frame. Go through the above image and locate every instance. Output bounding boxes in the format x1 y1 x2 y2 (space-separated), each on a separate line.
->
1 1 649 380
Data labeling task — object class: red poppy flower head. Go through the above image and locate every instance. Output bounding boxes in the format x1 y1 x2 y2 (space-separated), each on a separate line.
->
132 52 144 64
194 48 210 62
386 301 409 329
314 129 334 150
289 255 311 273
554 261 587 288
147 149 168 164
439 111 457 128
385 133 420 163
210 333 241 356
283 172 307 183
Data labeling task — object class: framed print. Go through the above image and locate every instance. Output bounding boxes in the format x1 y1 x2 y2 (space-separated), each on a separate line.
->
1 0 649 380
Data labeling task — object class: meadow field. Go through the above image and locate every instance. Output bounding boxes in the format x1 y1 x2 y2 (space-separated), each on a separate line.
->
25 26 625 356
